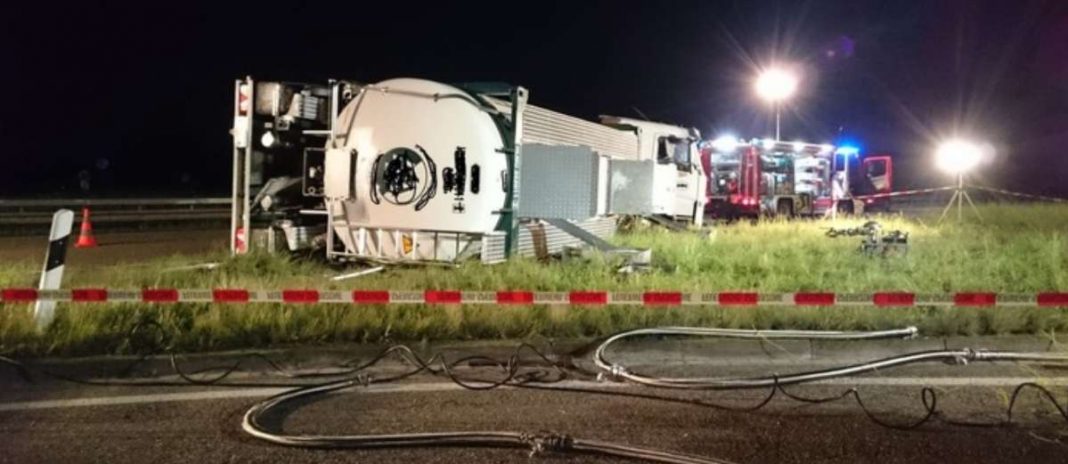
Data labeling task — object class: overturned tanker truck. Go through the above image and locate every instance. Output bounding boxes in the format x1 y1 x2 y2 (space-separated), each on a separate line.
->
231 77 704 263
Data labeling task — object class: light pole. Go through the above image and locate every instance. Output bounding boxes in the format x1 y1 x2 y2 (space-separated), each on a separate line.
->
755 68 798 140
935 139 983 223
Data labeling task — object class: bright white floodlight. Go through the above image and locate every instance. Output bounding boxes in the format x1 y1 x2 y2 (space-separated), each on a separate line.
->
755 67 798 140
755 68 798 103
935 139 987 223
935 140 982 174
711 135 739 152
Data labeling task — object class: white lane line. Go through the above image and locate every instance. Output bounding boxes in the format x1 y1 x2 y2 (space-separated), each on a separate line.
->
0 381 605 412
819 377 1068 387
1 377 1066 412
0 388 289 411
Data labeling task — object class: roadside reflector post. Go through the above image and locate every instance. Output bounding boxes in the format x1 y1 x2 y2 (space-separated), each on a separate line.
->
34 209 74 331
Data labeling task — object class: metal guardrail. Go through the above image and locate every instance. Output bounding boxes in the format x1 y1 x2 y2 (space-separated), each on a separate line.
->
0 198 231 208
0 197 232 228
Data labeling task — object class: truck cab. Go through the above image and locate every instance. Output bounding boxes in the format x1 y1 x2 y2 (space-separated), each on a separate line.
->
600 117 706 225
856 155 893 212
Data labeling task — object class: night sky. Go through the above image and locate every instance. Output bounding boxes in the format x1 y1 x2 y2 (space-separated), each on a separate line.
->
3 0 1067 197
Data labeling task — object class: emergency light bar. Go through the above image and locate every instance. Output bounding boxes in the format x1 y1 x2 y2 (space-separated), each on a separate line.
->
705 137 836 156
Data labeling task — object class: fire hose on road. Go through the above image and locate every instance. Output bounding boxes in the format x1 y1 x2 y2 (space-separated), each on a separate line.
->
236 327 1068 464
3 322 1068 462
592 327 1068 390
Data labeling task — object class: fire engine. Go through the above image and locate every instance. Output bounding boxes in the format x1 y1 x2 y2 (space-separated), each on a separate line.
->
699 138 892 218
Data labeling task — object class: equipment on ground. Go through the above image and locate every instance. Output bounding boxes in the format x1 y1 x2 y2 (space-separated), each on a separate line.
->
700 139 893 218
231 77 706 263
825 221 909 257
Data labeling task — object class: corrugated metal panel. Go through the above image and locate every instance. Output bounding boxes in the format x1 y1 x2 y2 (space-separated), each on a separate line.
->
487 98 639 159
516 217 617 256
481 232 507 264
479 218 618 264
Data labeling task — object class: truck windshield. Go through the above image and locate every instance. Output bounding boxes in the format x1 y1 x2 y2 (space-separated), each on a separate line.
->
709 152 741 195
657 136 692 169
866 161 887 177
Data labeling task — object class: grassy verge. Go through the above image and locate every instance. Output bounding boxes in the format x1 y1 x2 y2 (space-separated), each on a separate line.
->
1 204 1066 355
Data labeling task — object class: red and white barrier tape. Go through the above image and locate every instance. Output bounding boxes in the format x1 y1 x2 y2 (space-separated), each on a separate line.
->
853 186 955 200
2 288 1067 307
970 185 1067 203
854 185 1067 202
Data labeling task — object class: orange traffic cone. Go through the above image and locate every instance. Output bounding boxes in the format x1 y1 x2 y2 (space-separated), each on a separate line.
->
74 207 98 248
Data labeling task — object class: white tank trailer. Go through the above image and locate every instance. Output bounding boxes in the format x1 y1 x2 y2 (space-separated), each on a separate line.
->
231 77 705 263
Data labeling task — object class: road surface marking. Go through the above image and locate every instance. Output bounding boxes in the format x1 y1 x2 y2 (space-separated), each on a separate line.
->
819 377 1068 386
2 377 1066 412
0 388 290 411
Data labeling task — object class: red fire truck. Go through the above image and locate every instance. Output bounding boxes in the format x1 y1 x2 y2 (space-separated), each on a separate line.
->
699 138 892 218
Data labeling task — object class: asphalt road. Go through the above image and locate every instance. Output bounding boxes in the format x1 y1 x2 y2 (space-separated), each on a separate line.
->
0 229 226 267
2 337 1067 463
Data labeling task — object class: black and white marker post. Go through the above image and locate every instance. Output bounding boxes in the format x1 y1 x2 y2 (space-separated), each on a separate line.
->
34 209 74 330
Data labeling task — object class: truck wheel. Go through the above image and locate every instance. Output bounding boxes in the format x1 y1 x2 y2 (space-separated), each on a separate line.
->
776 199 795 218
838 200 855 215
723 204 740 222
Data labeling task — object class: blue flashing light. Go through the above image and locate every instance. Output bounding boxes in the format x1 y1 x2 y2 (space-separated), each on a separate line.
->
833 134 862 156
835 145 860 156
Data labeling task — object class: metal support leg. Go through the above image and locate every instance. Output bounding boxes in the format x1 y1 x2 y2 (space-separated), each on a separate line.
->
938 190 960 223
325 203 335 260
961 189 983 221
938 175 982 223
503 86 528 258
957 184 963 222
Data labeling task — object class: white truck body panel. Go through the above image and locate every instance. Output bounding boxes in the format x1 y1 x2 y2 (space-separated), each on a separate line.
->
314 78 703 262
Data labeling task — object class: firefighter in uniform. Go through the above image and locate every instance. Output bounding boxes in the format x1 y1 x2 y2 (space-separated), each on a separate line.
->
827 171 847 219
